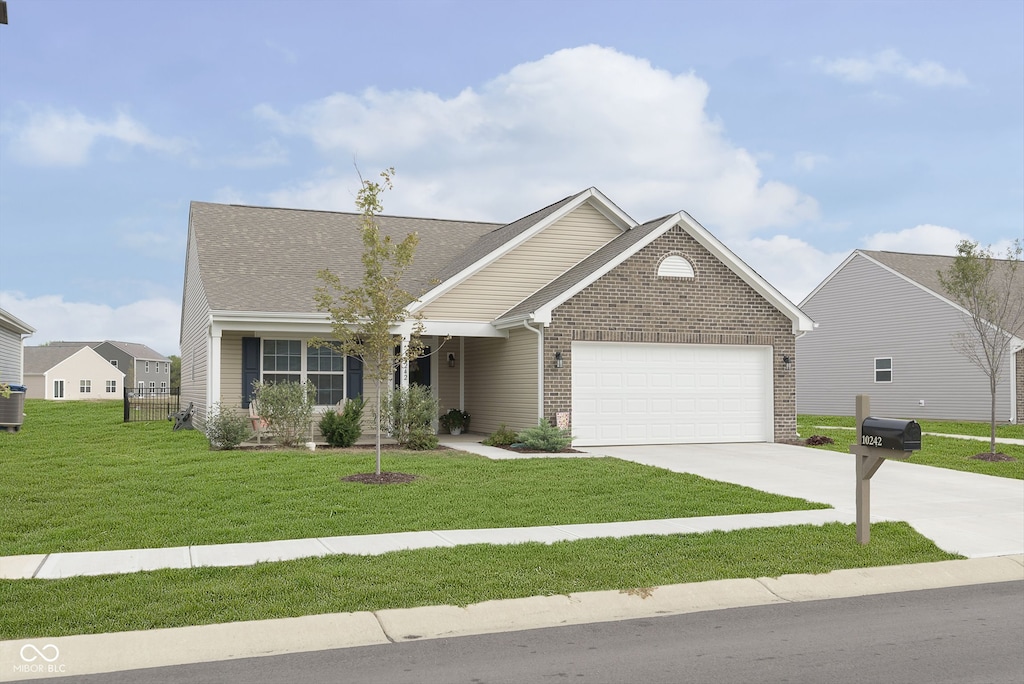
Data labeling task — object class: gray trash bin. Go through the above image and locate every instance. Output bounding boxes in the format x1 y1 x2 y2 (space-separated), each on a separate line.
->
0 384 27 432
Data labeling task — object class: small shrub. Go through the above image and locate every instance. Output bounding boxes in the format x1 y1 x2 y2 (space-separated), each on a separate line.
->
318 397 365 447
205 403 253 450
805 435 835 446
483 423 519 447
439 408 471 433
381 384 438 450
516 419 573 452
252 380 316 447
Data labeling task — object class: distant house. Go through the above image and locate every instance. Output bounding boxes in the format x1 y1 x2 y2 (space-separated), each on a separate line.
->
24 343 126 400
180 188 813 445
0 308 35 386
797 250 1023 423
91 341 172 393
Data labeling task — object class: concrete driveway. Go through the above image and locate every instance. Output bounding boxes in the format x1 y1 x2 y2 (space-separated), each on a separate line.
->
584 442 1024 558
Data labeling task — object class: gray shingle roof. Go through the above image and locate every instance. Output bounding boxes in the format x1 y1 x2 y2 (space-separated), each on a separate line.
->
97 341 169 362
863 249 1024 335
24 343 92 374
189 202 502 313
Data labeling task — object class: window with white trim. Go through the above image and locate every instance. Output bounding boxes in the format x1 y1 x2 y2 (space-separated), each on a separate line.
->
110 359 118 368
145 361 150 373
80 379 92 393
53 379 65 399
261 339 347 406
874 357 892 383
106 380 118 393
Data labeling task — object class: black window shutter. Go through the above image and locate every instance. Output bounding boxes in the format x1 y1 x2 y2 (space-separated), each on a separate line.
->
242 337 260 408
346 356 363 399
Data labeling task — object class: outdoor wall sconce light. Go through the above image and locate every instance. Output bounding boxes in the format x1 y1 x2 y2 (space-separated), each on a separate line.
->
447 353 456 368
783 355 792 369
555 351 563 368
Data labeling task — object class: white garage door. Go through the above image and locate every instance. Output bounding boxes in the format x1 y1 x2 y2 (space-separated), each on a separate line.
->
571 342 773 446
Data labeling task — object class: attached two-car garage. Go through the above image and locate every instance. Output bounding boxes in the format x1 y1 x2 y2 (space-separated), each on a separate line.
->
570 341 774 446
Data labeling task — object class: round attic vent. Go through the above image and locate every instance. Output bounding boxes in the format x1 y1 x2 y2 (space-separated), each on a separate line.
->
657 254 694 278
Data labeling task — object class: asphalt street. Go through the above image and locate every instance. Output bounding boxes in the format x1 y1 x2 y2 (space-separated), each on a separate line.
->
23 580 1024 684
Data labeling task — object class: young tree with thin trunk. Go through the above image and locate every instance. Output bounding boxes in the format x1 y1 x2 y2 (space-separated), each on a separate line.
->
312 168 425 476
938 239 1024 454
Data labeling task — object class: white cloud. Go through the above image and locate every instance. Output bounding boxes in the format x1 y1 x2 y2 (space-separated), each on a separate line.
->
793 152 828 172
733 235 849 305
256 45 819 238
862 224 970 254
0 292 181 357
5 107 191 167
815 49 968 87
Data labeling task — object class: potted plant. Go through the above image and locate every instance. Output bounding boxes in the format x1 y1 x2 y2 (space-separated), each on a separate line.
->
439 408 470 435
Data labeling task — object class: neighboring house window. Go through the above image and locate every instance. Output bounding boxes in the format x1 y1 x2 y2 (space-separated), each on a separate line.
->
161 381 167 390
106 380 117 393
874 358 892 383
145 361 150 373
110 359 118 368
53 380 65 399
149 382 155 389
657 254 695 278
80 379 92 393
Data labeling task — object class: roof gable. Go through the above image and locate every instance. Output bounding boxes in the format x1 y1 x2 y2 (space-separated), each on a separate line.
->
805 249 1024 341
498 212 814 334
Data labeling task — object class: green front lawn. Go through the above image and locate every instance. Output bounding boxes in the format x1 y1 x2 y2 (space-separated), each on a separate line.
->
798 415 1024 479
2 400 829 555
0 522 958 640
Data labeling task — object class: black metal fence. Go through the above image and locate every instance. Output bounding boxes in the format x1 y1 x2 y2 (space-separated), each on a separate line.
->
123 387 180 423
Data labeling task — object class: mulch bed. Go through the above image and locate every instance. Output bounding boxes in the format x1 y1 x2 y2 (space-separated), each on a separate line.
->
341 471 419 485
496 445 584 454
971 452 1016 462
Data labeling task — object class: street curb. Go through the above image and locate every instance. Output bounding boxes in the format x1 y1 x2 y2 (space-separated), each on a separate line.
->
3 556 1022 681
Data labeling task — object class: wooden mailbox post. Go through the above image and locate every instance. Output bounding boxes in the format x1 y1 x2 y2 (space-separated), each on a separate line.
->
849 394 921 544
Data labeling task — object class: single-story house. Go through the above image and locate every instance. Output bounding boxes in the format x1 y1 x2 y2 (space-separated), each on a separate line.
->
180 188 813 446
24 343 126 400
797 249 1023 423
0 307 35 386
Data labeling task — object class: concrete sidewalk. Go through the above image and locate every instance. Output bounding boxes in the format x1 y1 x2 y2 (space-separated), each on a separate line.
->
3 556 1022 681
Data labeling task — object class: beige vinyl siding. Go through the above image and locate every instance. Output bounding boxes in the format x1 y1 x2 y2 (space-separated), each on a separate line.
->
0 325 24 385
797 253 1013 421
422 203 622 321
24 375 44 399
436 338 462 417
179 228 211 424
45 349 124 401
463 327 538 434
219 332 245 408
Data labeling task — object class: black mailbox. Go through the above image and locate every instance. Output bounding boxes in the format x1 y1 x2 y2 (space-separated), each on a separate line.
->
860 417 921 451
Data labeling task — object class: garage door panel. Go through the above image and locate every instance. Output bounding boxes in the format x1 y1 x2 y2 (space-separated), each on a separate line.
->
572 341 772 446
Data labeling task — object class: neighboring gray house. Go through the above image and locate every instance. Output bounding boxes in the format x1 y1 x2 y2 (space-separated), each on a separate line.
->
92 341 172 393
0 308 35 386
797 250 1024 423
180 188 813 445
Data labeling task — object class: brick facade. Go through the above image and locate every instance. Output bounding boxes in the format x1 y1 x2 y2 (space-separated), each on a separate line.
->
543 225 799 441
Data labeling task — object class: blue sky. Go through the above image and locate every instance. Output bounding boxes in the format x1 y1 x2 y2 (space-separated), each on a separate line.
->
1 0 1021 357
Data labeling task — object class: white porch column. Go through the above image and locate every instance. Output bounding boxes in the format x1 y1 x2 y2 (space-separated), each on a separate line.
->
208 325 222 417
399 334 410 389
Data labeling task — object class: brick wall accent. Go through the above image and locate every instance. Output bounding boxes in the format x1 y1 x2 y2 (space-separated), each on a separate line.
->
544 225 799 441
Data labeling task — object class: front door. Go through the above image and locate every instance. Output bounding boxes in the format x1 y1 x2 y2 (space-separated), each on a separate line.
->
395 347 431 388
